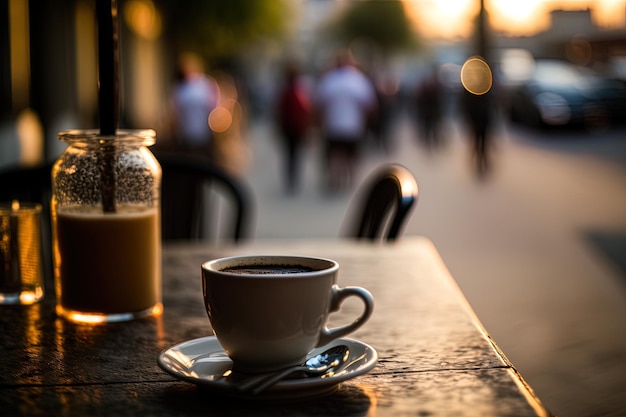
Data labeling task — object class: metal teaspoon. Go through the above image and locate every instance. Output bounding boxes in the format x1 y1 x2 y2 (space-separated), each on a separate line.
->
238 344 350 394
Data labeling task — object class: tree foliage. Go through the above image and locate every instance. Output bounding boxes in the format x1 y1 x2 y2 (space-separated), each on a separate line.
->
163 0 289 61
333 1 416 53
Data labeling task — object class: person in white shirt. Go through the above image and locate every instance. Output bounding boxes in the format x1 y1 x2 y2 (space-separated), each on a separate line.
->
170 53 220 157
314 50 377 191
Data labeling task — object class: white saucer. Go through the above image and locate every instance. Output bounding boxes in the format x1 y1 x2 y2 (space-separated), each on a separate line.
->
157 336 378 400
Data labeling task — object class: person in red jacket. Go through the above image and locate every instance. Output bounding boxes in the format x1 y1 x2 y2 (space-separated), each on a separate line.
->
275 62 312 194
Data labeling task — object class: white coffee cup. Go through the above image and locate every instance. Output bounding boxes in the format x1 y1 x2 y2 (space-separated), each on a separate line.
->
201 255 374 373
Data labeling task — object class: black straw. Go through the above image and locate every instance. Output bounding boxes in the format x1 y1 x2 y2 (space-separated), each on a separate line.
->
96 0 118 213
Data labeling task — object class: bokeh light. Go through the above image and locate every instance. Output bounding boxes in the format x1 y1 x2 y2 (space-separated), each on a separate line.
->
16 108 44 166
209 106 233 134
460 57 493 95
499 49 535 83
123 0 162 40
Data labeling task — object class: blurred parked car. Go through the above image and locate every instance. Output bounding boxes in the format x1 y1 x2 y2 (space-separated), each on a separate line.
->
507 59 626 130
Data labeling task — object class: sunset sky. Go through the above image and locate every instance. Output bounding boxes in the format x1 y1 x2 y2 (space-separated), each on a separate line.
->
403 0 626 38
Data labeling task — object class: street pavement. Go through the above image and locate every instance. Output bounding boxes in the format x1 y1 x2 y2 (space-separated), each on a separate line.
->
240 112 626 417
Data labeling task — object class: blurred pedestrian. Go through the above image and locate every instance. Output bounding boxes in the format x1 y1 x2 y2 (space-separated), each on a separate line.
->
313 50 377 192
169 52 220 158
414 67 443 151
371 69 399 153
461 88 493 178
275 62 312 194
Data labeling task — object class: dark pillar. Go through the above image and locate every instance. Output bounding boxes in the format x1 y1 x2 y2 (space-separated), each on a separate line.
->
477 0 489 62
29 0 78 160
0 1 11 122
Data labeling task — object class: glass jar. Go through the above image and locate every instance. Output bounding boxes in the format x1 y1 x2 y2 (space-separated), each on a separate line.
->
52 129 162 323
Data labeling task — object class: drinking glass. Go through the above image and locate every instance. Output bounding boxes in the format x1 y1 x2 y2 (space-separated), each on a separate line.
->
0 201 44 305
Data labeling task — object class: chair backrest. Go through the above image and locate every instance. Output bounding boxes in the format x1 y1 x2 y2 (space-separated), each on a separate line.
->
345 163 418 241
155 152 253 242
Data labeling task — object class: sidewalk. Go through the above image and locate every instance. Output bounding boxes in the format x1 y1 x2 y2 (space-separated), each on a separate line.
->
241 114 626 417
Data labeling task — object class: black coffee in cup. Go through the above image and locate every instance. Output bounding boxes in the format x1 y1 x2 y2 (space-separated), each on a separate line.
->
221 265 315 275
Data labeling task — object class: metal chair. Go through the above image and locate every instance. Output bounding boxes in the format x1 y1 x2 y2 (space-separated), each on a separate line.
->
345 163 418 241
155 152 253 242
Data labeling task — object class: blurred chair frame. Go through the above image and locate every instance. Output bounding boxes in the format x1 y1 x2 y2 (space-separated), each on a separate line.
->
345 163 418 241
155 152 253 242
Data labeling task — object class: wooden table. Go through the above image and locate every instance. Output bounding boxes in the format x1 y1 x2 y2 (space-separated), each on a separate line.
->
0 237 551 416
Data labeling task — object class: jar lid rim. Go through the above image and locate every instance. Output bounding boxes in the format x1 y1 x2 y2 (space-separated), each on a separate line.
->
58 129 156 143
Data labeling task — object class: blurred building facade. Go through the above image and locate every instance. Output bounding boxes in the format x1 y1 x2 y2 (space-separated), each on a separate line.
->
497 8 626 74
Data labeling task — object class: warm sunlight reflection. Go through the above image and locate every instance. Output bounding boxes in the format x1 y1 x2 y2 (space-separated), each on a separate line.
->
401 176 419 198
359 383 379 417
594 0 626 28
489 0 546 33
53 319 66 378
404 0 476 38
63 311 112 325
24 304 43 379
403 0 625 38
155 313 165 346
57 303 163 325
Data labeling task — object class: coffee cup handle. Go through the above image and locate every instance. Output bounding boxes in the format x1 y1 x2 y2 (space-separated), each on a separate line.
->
317 285 374 347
